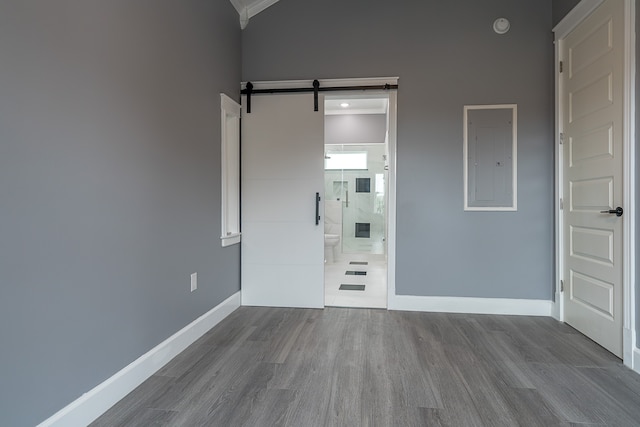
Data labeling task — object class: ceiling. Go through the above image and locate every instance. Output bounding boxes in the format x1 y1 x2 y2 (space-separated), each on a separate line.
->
229 0 280 28
325 97 388 116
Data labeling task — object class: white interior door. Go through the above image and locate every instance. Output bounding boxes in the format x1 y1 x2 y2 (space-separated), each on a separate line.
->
241 93 324 308
562 0 624 357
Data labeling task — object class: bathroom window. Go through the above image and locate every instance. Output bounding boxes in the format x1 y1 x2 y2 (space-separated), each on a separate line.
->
220 94 241 247
463 104 517 211
325 152 367 170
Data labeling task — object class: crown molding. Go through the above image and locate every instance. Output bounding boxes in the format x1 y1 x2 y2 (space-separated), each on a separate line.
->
228 0 280 29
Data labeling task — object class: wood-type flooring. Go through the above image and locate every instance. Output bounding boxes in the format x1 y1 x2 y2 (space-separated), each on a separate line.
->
91 307 640 426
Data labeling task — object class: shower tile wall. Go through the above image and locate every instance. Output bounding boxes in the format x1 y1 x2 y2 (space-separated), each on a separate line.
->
324 144 386 254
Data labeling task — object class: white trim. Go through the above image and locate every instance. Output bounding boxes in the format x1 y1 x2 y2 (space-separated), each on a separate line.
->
228 0 279 29
634 347 640 374
622 0 636 368
221 233 241 247
246 0 280 19
554 0 636 366
553 22 565 322
238 8 249 30
388 295 552 317
228 0 280 20
553 0 605 39
242 77 399 92
325 108 387 116
386 91 398 310
36 292 241 427
221 93 241 115
463 104 518 211
221 94 241 248
228 0 244 15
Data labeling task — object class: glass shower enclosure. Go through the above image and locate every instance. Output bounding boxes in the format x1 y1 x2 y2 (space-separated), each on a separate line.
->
324 144 387 255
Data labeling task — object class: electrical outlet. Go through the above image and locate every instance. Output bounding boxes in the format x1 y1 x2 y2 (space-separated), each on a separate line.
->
190 272 197 292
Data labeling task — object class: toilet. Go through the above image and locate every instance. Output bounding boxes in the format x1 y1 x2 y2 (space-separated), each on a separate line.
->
324 234 340 263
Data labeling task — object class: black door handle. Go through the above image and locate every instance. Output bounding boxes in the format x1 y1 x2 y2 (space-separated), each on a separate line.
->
600 207 623 217
315 192 321 225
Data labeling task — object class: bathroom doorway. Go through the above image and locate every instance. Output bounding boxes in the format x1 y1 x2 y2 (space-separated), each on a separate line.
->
323 95 390 308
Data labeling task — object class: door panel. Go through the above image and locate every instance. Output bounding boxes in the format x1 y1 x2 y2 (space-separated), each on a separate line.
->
570 271 614 319
242 179 321 223
241 93 324 308
570 226 614 265
562 0 623 357
569 123 613 164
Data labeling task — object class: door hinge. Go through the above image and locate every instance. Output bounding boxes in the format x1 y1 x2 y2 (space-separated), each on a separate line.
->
559 61 563 73
559 133 564 144
560 198 564 210
560 280 564 293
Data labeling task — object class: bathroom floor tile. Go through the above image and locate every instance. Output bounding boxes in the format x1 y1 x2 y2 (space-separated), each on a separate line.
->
339 284 366 291
325 255 386 309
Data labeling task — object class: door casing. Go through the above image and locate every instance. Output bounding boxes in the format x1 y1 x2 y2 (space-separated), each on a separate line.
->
553 0 636 368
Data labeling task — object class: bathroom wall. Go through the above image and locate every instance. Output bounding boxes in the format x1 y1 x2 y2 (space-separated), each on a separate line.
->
325 114 387 144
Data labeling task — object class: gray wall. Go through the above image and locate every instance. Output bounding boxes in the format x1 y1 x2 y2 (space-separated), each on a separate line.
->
243 0 554 300
552 0 581 26
0 1 241 426
325 114 387 145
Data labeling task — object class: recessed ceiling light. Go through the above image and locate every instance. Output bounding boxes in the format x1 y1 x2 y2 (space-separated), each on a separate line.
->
340 102 350 108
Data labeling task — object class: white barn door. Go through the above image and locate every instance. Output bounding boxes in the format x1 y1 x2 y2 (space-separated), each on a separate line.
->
562 0 624 357
241 93 325 308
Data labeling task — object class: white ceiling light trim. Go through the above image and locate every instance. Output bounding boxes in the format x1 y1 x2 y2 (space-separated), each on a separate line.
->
229 0 281 29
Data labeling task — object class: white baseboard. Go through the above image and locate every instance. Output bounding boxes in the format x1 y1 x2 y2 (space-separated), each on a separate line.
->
634 347 640 375
389 295 552 317
551 293 561 321
37 291 241 427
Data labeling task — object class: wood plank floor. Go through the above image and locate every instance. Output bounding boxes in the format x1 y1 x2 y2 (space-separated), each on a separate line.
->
90 307 640 426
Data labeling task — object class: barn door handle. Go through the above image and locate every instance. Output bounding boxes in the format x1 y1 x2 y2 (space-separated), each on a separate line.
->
600 207 623 217
315 192 321 225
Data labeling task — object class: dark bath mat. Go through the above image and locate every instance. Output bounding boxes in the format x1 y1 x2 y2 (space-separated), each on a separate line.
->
339 284 366 291
345 271 367 276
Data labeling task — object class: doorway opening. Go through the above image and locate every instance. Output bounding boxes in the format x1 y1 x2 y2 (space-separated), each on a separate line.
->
323 95 390 308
